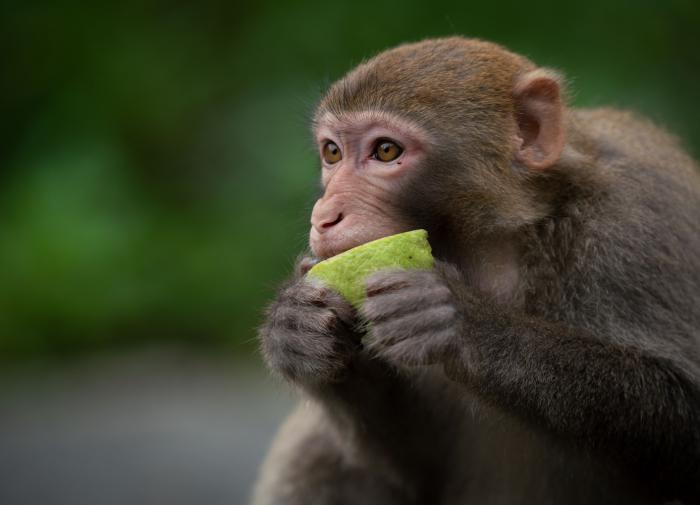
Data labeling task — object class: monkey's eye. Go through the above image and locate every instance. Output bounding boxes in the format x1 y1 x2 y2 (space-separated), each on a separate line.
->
373 140 403 162
322 141 342 164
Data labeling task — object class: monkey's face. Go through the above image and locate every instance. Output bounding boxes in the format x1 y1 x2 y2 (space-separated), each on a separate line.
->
310 110 431 259
309 39 567 259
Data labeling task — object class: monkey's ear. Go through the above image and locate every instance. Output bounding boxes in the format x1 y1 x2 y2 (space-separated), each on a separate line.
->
513 69 566 170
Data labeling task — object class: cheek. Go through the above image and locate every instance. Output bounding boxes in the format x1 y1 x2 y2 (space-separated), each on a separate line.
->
362 158 420 191
342 175 405 218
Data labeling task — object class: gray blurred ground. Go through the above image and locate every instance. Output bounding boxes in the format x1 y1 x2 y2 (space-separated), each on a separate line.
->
0 348 296 505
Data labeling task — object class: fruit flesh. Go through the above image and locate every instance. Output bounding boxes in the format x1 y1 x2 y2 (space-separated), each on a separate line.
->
307 229 434 308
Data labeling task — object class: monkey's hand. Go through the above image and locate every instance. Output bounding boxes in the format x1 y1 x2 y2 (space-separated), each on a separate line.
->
360 261 465 368
259 256 360 388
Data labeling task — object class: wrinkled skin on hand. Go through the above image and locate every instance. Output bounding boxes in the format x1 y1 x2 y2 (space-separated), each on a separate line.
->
360 261 467 368
259 256 361 387
261 256 480 385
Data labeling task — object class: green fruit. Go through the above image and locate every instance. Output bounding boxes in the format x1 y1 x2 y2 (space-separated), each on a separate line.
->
307 229 434 308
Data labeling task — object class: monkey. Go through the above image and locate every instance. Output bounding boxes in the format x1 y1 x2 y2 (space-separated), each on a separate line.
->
252 37 700 505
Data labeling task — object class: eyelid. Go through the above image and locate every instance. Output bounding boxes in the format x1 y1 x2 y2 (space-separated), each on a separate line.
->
372 137 403 148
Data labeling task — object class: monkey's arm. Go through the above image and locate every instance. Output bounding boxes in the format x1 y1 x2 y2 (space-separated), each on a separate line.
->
259 256 448 498
361 264 700 500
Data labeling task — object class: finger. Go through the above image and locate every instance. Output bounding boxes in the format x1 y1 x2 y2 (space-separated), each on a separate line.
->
281 278 337 308
373 304 458 339
303 279 356 325
365 269 428 296
372 327 457 366
360 284 453 322
270 303 338 335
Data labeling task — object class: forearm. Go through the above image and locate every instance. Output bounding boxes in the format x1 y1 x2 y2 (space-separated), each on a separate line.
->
310 353 441 465
450 311 700 491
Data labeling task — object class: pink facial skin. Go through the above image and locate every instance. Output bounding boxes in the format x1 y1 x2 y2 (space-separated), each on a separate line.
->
310 110 432 259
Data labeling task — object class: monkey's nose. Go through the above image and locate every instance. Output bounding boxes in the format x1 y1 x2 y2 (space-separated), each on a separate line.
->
312 212 343 234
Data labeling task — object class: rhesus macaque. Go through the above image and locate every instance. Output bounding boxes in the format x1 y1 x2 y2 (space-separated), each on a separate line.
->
253 37 700 505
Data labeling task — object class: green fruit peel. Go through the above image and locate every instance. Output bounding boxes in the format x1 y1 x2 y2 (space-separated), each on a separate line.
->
307 229 434 308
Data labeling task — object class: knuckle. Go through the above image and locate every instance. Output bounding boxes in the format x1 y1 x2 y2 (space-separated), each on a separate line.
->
266 302 340 339
321 289 347 308
303 280 346 307
300 278 325 296
367 268 405 283
431 283 453 298
331 304 355 326
360 300 393 324
293 280 334 307
359 298 378 318
366 270 391 284
316 309 338 331
279 278 313 302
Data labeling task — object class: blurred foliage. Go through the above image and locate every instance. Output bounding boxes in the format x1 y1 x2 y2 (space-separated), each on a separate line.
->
0 0 698 358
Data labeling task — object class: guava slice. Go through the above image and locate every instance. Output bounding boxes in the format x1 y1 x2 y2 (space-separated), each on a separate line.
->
307 229 433 308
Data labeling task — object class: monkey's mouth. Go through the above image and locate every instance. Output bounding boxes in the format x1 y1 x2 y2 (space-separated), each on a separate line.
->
309 228 363 260
309 215 408 260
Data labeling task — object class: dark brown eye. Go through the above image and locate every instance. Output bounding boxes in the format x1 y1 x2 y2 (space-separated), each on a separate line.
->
374 140 403 162
322 141 342 164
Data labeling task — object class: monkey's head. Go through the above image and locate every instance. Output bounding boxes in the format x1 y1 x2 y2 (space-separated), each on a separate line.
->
309 37 567 260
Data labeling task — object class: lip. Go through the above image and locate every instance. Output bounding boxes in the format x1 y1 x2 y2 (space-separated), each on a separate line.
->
309 215 409 259
309 215 373 259
310 226 357 259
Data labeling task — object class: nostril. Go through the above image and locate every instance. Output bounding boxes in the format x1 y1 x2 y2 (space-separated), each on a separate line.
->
322 213 343 229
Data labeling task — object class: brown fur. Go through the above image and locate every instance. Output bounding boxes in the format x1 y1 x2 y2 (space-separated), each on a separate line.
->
254 37 700 504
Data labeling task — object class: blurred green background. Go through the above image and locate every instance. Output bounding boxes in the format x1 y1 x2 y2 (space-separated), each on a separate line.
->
1 0 698 359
